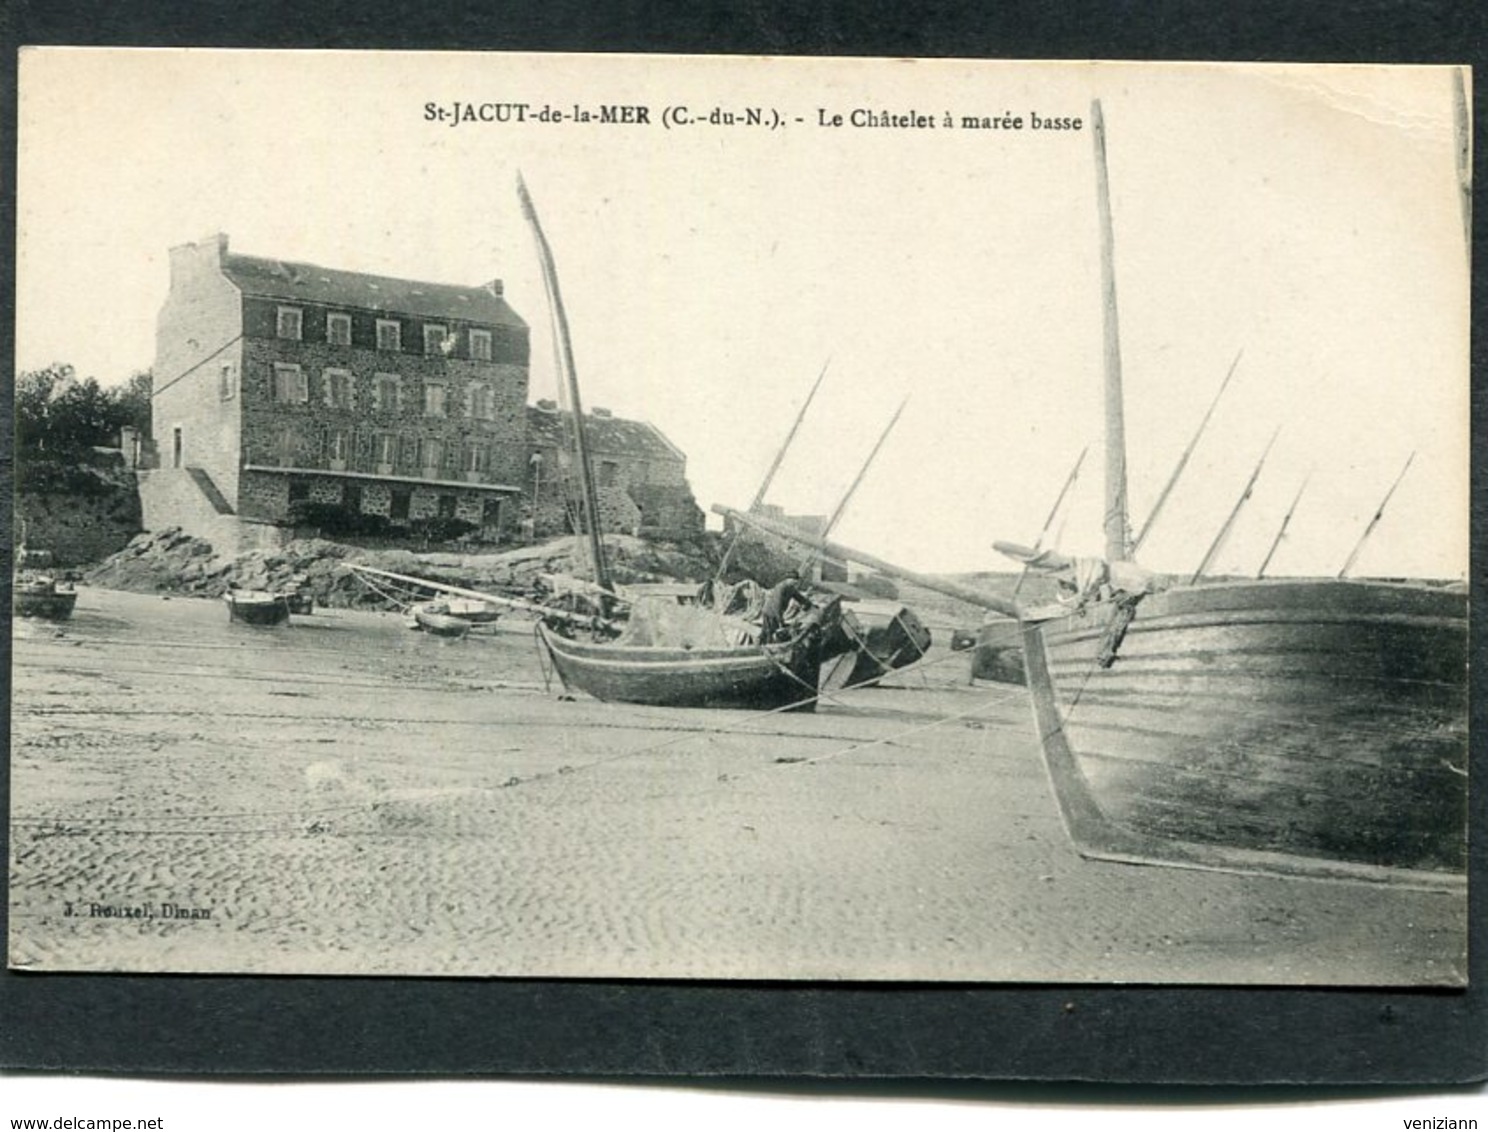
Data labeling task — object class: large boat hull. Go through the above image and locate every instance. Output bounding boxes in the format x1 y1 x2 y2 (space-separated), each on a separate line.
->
1021 578 1467 888
538 624 825 711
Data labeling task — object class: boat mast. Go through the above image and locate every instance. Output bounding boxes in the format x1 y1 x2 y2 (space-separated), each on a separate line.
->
1131 350 1242 554
1256 469 1312 579
822 396 908 541
1190 427 1279 584
1091 99 1132 564
715 359 830 580
517 173 612 599
752 358 831 513
794 397 908 579
1338 452 1415 579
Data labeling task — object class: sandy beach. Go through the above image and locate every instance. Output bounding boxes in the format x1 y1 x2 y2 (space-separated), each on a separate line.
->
8 587 1466 984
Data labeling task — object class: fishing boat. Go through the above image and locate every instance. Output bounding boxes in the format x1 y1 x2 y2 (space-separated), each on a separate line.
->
537 595 842 711
13 548 78 621
716 91 1470 888
519 173 854 711
13 523 79 622
410 601 473 638
225 589 291 626
1002 99 1468 889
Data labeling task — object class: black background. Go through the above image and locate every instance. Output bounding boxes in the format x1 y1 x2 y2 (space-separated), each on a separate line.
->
1 0 1484 1089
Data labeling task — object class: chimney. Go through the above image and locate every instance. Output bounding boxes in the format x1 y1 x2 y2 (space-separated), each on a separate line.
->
484 279 504 297
592 407 612 418
168 231 229 285
535 399 558 412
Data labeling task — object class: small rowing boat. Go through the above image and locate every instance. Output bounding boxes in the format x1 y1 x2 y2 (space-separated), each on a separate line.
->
225 590 290 626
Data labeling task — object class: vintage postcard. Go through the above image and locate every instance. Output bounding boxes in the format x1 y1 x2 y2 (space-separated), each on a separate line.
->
9 50 1471 984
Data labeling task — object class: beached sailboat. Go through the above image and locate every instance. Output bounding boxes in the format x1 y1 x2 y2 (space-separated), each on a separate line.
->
518 174 844 711
537 595 842 710
1003 99 1468 889
715 92 1469 888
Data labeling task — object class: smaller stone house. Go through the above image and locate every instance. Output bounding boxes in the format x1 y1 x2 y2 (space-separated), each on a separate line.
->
525 401 703 539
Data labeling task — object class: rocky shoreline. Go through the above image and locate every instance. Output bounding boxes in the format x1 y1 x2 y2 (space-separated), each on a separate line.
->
83 527 723 610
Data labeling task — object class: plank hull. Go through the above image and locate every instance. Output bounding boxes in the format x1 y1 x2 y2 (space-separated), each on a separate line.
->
225 593 291 627
538 624 824 711
822 604 932 690
1021 579 1467 887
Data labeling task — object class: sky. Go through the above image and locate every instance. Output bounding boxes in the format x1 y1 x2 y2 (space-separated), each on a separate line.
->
15 51 1471 578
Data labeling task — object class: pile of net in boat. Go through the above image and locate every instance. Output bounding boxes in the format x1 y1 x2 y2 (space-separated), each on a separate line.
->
612 595 757 649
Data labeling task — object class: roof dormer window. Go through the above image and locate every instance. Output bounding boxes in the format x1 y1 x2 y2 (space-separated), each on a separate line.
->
470 329 493 362
424 324 449 356
376 319 402 352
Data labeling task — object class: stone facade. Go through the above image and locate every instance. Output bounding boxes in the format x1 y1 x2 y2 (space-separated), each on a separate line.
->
152 233 531 545
525 402 703 539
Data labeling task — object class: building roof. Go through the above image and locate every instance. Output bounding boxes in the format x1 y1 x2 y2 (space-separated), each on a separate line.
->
220 253 527 329
527 404 685 463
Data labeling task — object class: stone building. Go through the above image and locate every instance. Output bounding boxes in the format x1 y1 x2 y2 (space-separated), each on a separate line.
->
525 400 703 539
143 233 530 552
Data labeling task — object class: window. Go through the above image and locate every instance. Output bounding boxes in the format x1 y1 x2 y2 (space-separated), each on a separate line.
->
327 313 352 346
423 384 447 418
464 441 489 473
273 363 308 404
276 307 303 340
374 432 398 468
219 362 236 400
469 384 495 421
399 434 419 472
328 429 350 464
323 368 355 410
469 329 493 362
438 494 458 519
376 319 402 352
419 438 444 472
372 373 401 412
423 324 448 356
288 478 310 503
599 460 619 487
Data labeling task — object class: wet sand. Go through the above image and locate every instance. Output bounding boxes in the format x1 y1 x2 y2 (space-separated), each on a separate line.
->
8 587 1466 984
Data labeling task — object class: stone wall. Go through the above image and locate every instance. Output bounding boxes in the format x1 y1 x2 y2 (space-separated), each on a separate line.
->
153 235 246 509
